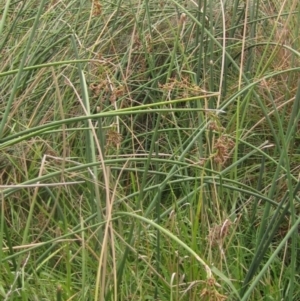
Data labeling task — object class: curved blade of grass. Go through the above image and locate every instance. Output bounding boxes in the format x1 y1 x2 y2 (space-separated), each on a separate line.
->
0 0 46 138
117 211 241 299
240 214 300 301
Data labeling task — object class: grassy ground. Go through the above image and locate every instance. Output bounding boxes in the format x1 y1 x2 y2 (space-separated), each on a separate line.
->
1 0 300 300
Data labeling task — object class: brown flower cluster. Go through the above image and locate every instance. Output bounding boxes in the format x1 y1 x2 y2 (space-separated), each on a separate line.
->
92 1 101 16
208 219 232 247
159 76 206 99
213 135 235 165
200 277 228 300
106 129 122 149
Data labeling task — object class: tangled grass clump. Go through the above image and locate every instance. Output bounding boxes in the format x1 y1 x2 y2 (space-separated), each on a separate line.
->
1 0 300 300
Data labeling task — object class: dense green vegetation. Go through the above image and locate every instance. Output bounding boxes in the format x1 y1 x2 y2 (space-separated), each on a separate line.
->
1 0 300 300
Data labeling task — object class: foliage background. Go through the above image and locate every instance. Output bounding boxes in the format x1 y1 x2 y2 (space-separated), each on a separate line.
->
1 0 300 300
